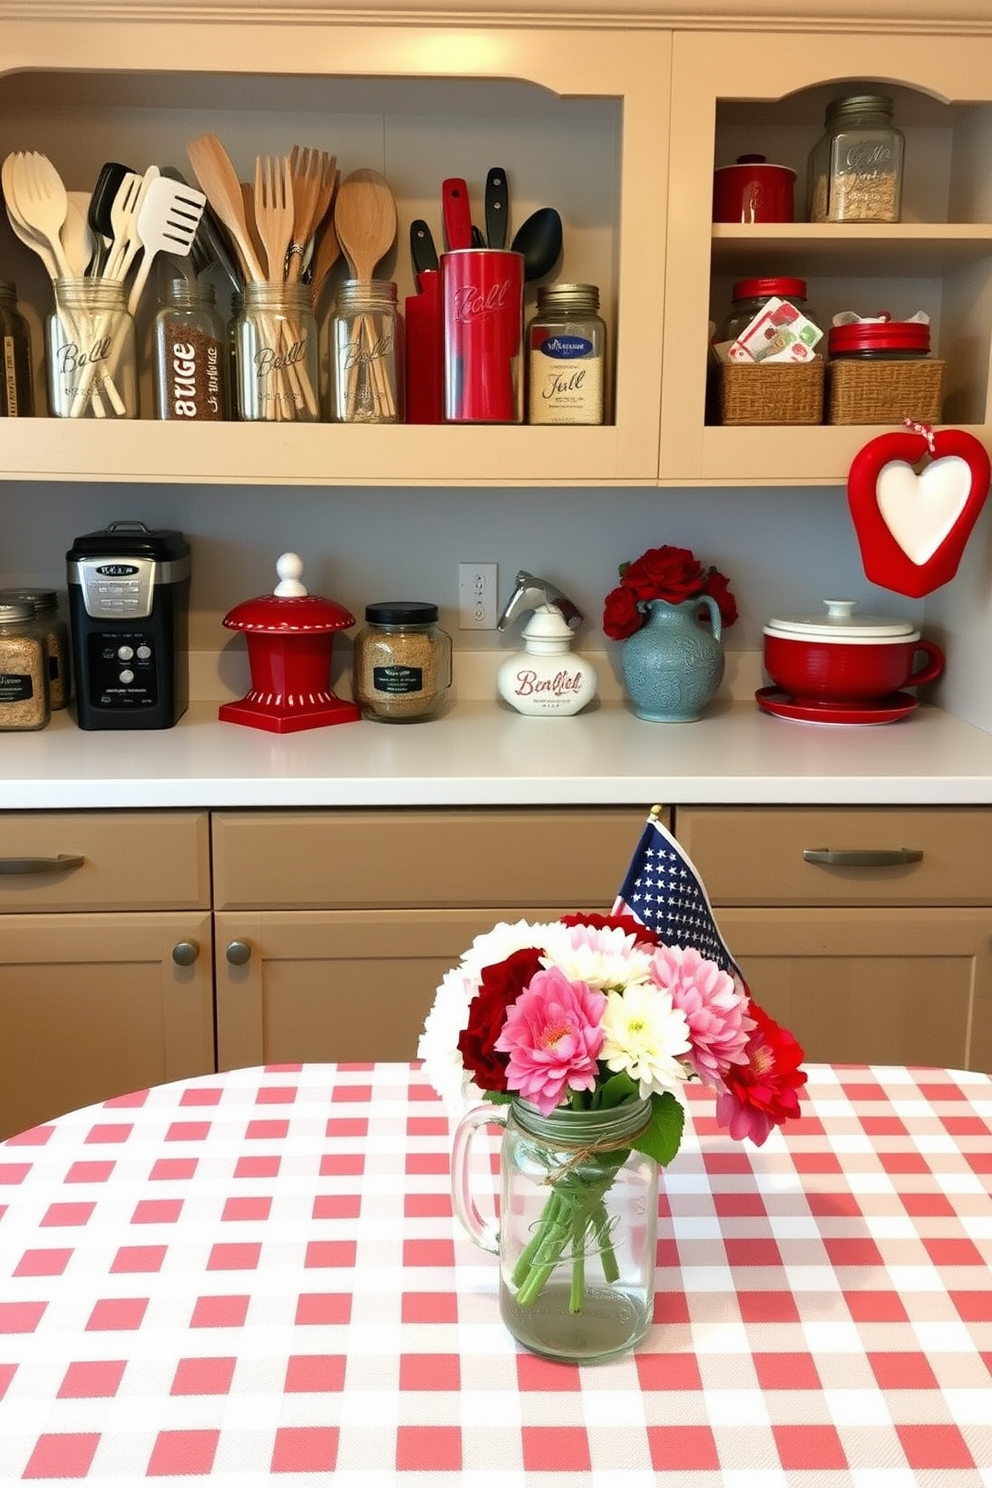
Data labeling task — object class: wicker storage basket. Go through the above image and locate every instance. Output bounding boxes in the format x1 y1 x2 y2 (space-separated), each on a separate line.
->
826 358 945 425
717 359 824 426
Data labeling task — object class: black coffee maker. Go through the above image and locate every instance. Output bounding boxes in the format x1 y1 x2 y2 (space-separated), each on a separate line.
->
66 520 191 730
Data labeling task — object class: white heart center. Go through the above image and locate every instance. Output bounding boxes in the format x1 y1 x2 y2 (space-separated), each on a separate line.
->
876 455 972 565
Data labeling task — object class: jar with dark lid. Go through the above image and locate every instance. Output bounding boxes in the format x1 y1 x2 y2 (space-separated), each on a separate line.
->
827 320 931 359
807 94 904 223
0 587 70 708
0 600 50 730
353 601 452 722
721 277 811 343
1 281 34 417
527 283 606 425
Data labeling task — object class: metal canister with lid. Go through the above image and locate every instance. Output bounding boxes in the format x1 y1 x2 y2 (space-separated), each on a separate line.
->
353 602 452 722
0 587 70 708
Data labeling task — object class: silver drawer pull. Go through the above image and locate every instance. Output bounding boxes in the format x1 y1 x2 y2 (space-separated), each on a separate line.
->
172 941 200 967
0 854 85 875
804 847 923 867
226 941 252 966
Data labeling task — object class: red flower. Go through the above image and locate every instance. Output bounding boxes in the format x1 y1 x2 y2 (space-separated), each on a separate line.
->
714 1001 807 1146
560 911 659 947
602 543 738 641
457 947 544 1092
602 585 642 640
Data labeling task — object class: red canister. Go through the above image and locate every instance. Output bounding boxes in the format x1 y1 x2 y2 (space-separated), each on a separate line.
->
713 154 796 224
441 248 524 423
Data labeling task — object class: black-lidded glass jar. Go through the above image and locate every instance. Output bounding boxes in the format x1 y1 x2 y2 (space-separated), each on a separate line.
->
353 602 452 722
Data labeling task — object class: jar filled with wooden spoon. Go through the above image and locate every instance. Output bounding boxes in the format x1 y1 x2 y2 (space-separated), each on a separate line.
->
328 280 401 423
233 282 319 422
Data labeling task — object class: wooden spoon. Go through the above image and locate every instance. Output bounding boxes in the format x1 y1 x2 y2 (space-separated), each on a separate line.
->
187 133 265 284
333 167 396 283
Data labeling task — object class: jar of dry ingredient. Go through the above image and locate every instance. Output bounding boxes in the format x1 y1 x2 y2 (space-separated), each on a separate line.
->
0 587 70 709
353 601 452 722
1 280 34 417
0 600 50 730
153 277 228 421
806 94 904 223
527 283 606 425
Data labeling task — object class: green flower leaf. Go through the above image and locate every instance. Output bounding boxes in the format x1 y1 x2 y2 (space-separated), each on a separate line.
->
482 1090 515 1105
596 1073 640 1109
630 1090 685 1167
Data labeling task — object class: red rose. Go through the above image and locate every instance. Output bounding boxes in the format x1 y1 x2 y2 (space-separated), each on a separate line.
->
560 911 659 947
457 946 544 1091
602 585 643 640
621 545 706 605
702 568 739 629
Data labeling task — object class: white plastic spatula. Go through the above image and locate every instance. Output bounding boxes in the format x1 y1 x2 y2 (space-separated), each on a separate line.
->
125 175 206 316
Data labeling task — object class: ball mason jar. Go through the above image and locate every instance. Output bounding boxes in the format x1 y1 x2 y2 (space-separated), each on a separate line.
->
452 1096 658 1363
46 277 137 418
328 279 402 423
806 93 904 223
234 282 319 422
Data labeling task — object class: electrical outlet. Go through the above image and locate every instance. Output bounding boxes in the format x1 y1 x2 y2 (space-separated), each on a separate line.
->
458 562 498 630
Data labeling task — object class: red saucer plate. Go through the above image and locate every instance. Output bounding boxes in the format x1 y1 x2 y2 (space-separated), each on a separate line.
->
755 686 919 726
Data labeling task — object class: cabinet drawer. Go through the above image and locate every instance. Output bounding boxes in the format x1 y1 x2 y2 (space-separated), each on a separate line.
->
675 806 992 907
0 812 211 912
211 808 653 910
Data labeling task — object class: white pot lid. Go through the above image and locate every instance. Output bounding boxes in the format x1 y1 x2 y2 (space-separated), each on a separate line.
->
764 599 919 642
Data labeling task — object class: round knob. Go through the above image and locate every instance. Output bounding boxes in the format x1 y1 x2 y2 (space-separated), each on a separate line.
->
172 941 199 967
226 940 252 967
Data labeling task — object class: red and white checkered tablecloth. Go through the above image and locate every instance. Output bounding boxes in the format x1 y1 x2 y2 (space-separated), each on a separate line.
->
0 1062 990 1485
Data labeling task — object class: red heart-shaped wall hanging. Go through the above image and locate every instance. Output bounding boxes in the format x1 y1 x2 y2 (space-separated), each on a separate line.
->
847 423 991 597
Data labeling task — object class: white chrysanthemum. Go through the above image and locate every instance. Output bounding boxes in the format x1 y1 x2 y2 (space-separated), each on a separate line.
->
600 983 693 1099
539 922 654 992
417 920 555 1114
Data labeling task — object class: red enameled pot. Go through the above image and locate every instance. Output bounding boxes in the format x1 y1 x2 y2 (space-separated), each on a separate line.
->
712 154 796 224
763 599 944 704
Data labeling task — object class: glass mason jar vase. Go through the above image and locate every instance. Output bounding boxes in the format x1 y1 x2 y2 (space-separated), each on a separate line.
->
328 279 402 423
452 1097 658 1363
806 93 905 223
234 282 319 422
45 277 137 419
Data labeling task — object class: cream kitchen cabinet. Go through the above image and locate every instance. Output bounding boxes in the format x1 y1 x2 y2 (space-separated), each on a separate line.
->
211 807 648 1068
674 805 992 1072
0 14 669 487
661 30 992 485
0 813 215 1138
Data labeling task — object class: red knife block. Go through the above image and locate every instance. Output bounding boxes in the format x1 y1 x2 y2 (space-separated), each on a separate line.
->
405 270 443 424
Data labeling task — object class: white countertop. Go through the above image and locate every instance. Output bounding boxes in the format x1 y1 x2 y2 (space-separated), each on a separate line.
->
3 696 992 809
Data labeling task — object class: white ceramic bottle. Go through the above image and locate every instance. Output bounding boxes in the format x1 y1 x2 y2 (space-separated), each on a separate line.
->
497 604 597 716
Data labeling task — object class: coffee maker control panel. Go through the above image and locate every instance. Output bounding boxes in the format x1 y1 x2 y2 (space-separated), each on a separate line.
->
73 557 156 620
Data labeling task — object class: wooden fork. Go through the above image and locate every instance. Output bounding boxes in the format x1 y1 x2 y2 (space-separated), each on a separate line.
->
253 153 294 283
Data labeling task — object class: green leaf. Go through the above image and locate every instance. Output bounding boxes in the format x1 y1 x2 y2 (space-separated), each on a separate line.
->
596 1073 639 1110
630 1091 685 1167
482 1090 515 1106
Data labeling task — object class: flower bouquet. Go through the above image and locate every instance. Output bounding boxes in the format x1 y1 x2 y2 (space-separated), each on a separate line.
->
420 812 806 1357
602 542 739 641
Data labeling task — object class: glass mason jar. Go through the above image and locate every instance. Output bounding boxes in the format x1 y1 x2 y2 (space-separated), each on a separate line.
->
153 277 228 421
352 601 452 722
329 279 402 423
46 277 137 419
0 587 70 709
0 280 34 417
452 1097 658 1363
806 93 904 223
0 600 50 731
234 281 319 422
721 276 811 343
527 282 607 425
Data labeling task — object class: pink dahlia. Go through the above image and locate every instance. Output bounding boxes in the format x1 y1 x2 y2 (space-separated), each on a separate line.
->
650 945 752 1089
495 966 606 1115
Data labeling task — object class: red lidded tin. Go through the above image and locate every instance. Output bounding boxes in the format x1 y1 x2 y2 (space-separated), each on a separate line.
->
441 248 524 423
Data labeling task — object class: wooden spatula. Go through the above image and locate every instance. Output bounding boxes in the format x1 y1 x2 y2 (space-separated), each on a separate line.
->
187 133 265 284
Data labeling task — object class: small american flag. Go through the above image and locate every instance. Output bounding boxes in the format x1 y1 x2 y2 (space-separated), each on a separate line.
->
613 808 743 981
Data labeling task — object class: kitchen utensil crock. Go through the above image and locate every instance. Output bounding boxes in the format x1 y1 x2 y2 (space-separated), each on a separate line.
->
762 598 944 705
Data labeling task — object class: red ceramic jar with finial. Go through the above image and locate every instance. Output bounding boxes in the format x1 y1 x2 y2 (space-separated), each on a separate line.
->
219 552 361 733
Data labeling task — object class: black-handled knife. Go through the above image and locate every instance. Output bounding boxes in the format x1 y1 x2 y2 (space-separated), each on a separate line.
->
484 167 509 250
410 218 439 276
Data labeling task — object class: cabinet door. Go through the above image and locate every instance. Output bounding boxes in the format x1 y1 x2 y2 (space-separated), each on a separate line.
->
662 30 992 485
0 912 215 1139
719 907 992 1073
215 907 573 1069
